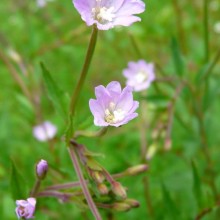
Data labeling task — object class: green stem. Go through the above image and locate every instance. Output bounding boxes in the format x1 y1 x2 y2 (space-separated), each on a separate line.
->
202 47 220 80
30 179 41 197
203 0 209 62
69 25 98 118
74 127 108 139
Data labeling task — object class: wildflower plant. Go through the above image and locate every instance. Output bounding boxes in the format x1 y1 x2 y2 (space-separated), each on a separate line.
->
1 0 220 219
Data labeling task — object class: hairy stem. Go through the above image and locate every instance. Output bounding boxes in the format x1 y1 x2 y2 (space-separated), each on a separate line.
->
68 146 102 220
30 179 41 197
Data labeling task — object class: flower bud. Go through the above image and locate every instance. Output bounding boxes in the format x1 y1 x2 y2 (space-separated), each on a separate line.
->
112 202 131 212
124 199 140 208
164 139 172 151
91 171 105 184
15 197 36 219
111 181 127 200
36 159 48 180
126 164 148 175
97 183 109 195
145 144 157 160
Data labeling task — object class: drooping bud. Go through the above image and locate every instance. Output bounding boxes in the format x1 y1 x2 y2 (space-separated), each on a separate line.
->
112 202 131 212
36 159 48 180
97 183 109 195
125 164 148 176
15 197 36 219
111 181 127 200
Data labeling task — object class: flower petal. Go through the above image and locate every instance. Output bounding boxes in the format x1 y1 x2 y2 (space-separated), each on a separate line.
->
113 15 141 27
106 81 122 94
116 86 134 111
116 0 145 16
89 99 108 126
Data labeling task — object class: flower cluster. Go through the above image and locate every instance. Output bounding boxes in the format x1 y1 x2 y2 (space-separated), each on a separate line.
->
73 0 145 30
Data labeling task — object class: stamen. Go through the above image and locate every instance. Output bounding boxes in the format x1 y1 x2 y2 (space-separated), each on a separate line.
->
92 5 115 24
104 102 126 124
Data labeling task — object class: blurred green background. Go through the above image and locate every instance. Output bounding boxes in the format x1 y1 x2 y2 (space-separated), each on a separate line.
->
0 0 220 219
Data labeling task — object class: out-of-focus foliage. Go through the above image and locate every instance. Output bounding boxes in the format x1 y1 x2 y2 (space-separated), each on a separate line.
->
0 0 220 219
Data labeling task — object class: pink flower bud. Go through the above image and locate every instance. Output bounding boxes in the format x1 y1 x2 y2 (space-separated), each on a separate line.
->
124 199 140 208
36 159 48 179
112 202 131 212
97 183 109 195
126 164 148 175
15 198 36 219
91 171 105 184
111 181 127 200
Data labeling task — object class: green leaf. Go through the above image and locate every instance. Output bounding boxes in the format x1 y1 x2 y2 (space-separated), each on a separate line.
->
10 160 27 200
16 94 34 120
170 37 184 76
86 158 103 171
40 63 67 119
191 160 203 208
161 183 180 218
195 63 210 83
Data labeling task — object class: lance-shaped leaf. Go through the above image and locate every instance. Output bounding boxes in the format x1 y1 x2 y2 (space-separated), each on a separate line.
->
170 37 185 76
191 160 203 208
41 63 67 119
10 160 27 200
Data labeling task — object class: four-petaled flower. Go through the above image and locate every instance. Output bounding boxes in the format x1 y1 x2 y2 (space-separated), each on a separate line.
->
15 198 36 219
89 81 139 127
73 0 145 30
123 60 155 92
33 121 57 142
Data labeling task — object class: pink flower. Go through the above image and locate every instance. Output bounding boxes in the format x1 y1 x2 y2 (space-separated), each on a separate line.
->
33 121 57 142
73 0 145 30
15 198 36 219
89 81 139 127
123 60 155 91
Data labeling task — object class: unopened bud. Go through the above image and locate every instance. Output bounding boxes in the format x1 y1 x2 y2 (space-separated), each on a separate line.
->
111 181 127 200
97 183 109 195
126 164 148 175
7 49 22 63
124 199 140 208
164 139 172 151
91 171 105 184
145 144 157 160
36 159 48 179
112 202 131 212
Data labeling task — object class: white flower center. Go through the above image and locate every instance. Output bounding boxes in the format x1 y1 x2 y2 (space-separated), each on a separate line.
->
104 102 126 124
92 5 115 24
135 70 148 84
